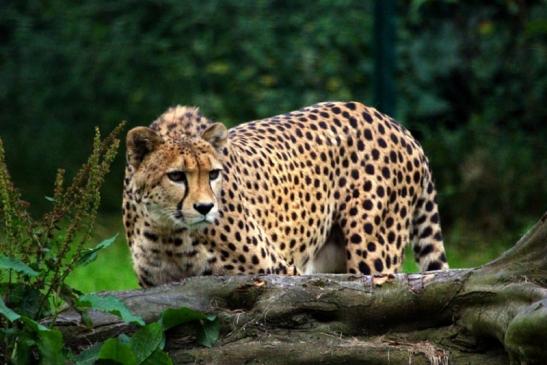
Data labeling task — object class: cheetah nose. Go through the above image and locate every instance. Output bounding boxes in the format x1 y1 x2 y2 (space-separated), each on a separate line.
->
194 203 214 215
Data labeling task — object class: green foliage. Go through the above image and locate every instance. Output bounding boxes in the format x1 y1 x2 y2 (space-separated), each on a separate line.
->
77 234 118 267
97 337 137 365
0 256 39 277
76 294 145 326
397 0 547 238
73 308 219 365
160 306 220 347
0 124 126 362
0 297 20 322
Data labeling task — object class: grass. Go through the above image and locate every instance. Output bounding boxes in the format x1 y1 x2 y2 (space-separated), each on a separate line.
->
66 214 138 293
67 214 518 293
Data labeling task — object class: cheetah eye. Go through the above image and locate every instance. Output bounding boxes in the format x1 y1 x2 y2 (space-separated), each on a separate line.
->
209 169 221 180
167 171 186 183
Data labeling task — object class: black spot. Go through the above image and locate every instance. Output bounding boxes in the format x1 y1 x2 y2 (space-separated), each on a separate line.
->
345 102 356 110
413 171 420 184
144 232 158 242
350 234 362 244
362 112 373 123
427 261 442 271
381 167 390 179
363 200 373 210
364 223 373 234
367 242 376 251
389 151 397 163
252 255 259 265
419 227 433 239
358 261 371 275
374 258 384 272
365 164 375 175
377 124 385 134
376 186 385 197
420 244 434 257
378 138 387 148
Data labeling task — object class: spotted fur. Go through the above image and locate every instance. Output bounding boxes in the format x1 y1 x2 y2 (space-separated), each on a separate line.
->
123 102 448 287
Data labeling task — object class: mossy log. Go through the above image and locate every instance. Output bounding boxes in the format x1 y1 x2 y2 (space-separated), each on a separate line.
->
56 212 547 364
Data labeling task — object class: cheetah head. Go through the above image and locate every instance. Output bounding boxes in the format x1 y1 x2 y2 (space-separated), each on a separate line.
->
126 123 228 230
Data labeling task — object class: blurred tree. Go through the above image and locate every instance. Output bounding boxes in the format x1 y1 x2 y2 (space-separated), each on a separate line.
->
373 0 396 116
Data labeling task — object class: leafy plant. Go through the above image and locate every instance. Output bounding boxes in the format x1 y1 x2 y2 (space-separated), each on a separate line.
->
73 306 219 365
0 125 125 363
0 124 219 363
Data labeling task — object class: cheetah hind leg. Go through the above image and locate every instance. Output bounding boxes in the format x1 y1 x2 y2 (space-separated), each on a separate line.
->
310 224 346 273
411 179 449 272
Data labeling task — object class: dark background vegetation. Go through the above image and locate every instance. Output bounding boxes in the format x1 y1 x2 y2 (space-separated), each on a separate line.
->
0 0 545 288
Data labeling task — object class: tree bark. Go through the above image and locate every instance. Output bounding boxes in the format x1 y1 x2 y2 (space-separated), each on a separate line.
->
55 212 547 364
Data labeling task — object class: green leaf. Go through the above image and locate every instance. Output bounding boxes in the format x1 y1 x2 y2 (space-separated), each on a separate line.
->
159 307 208 331
77 234 118 266
37 327 65 365
11 334 35 365
0 296 20 321
0 255 39 277
5 283 47 318
77 294 144 326
159 307 219 348
141 349 173 365
74 343 101 365
98 337 137 365
44 196 55 202
19 316 65 364
198 316 220 348
129 322 164 364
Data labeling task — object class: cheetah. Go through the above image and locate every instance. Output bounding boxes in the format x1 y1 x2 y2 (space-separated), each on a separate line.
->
123 101 448 287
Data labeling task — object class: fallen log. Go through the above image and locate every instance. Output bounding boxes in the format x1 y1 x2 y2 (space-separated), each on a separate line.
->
56 212 547 364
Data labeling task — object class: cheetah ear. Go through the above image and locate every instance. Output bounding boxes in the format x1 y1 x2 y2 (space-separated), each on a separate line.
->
126 127 163 169
201 123 228 151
